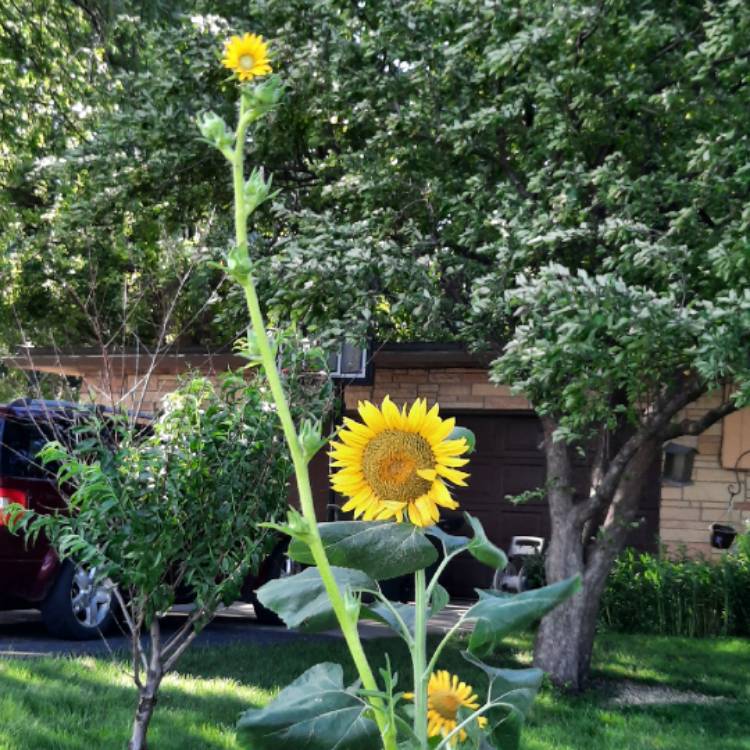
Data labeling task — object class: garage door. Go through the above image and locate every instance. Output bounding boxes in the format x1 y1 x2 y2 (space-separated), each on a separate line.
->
437 412 660 598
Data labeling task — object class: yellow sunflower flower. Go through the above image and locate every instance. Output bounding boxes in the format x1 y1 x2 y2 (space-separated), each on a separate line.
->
405 671 488 746
222 33 272 81
329 396 470 527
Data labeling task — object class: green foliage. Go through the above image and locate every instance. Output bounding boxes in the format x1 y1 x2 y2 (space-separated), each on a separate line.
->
250 512 578 750
600 546 750 638
237 662 381 750
462 652 544 750
426 513 508 570
467 577 583 658
255 566 375 632
11 374 292 623
288 521 439 580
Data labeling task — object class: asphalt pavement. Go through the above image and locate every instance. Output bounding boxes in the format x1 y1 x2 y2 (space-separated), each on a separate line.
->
0 602 472 658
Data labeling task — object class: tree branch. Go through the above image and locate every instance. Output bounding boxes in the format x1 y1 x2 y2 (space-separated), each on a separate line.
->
661 398 738 440
575 376 706 522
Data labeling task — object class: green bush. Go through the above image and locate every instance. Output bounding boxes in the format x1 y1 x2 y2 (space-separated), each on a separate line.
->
600 542 750 637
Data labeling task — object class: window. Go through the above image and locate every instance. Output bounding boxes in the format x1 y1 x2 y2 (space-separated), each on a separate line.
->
0 419 56 480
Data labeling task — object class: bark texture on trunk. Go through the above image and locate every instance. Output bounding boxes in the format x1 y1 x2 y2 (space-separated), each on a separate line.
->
533 428 657 690
129 621 164 750
129 679 161 750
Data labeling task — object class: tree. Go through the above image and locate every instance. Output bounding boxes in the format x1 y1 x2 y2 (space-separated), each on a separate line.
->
242 0 750 688
11 374 300 749
4 0 749 690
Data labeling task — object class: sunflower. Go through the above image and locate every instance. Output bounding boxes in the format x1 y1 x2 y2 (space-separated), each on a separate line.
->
222 33 272 81
405 671 488 746
329 396 470 527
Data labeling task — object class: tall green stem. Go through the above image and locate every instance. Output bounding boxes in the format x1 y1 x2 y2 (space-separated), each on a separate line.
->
231 96 395 750
413 568 428 748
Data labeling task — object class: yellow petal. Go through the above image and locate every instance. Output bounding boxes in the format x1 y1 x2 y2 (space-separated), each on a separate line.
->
430 481 459 509
407 501 426 526
435 455 470 468
426 416 456 447
358 400 387 433
417 468 437 481
381 395 403 429
435 465 469 486
433 438 468 456
415 494 439 524
406 398 427 432
342 417 375 438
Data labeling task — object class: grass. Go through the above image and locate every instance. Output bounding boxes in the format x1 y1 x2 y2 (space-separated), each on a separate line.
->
0 631 748 749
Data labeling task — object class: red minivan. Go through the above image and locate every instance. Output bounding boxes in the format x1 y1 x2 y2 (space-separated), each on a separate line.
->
0 399 287 639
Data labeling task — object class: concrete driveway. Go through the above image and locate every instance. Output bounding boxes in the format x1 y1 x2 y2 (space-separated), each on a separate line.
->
0 602 472 658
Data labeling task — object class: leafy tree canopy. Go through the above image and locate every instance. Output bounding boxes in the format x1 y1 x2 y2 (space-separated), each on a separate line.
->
2 1 748 424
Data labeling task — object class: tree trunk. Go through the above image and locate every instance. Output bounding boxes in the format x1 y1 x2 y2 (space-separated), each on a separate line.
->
534 431 657 690
129 621 163 750
129 676 161 750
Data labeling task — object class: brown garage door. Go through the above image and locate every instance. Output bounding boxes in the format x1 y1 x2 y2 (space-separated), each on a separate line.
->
437 412 660 598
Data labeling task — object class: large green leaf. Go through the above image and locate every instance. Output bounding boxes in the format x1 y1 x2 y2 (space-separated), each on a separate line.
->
467 576 581 656
255 566 374 632
462 651 543 750
288 521 438 580
426 513 507 571
237 662 380 750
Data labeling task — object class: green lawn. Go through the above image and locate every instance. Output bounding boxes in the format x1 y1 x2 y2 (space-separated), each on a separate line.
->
0 632 748 749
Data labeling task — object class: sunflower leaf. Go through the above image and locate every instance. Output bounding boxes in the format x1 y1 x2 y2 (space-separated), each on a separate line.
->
462 651 544 750
237 662 380 750
465 514 507 570
288 521 438 580
255 566 375 632
425 513 507 570
466 576 582 657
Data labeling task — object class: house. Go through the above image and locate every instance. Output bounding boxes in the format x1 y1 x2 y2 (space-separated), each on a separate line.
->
5 343 749 594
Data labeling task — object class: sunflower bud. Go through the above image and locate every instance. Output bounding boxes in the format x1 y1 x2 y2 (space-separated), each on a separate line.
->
241 74 284 119
298 418 326 463
197 111 234 159
243 167 275 216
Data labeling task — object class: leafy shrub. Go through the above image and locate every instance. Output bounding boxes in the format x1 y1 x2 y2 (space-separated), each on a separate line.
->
600 544 750 637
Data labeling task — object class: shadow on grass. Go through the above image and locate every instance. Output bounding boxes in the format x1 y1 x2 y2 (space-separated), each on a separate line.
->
0 655 256 750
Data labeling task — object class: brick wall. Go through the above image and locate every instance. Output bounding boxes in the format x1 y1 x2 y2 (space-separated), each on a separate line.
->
344 367 530 411
81 373 186 415
660 392 749 557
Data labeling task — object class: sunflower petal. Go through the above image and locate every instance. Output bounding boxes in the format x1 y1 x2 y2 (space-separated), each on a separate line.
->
435 464 470 486
381 395 403 429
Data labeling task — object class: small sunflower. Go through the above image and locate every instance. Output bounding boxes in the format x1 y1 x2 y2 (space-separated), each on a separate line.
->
329 396 470 527
405 671 488 746
222 33 272 81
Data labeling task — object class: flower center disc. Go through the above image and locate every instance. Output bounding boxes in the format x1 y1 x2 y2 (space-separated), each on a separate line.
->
239 54 255 70
431 690 461 721
361 430 434 503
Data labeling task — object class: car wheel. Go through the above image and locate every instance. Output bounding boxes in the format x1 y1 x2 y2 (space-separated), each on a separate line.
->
41 560 116 639
252 547 301 626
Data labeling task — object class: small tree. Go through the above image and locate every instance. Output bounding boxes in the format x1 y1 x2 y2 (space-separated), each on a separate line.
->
10 372 315 750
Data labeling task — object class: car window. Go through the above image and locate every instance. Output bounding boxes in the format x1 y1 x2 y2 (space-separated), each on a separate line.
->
0 419 57 480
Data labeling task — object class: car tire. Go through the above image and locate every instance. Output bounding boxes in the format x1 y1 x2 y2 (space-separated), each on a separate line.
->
41 561 116 640
251 547 301 626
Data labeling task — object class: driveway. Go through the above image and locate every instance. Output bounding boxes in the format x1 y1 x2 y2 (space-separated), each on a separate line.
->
0 602 472 658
